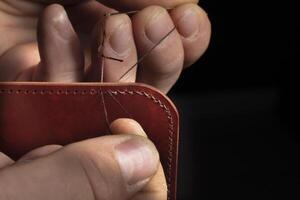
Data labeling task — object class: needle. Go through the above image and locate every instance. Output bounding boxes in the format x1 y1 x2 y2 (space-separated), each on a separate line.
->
102 55 124 62
100 8 177 81
117 26 176 81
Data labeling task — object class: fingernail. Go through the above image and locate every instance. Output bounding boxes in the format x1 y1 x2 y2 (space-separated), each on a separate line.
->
145 9 173 44
115 137 159 185
109 21 132 55
177 8 201 38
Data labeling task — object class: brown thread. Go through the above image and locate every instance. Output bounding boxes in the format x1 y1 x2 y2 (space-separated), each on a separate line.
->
99 86 111 132
117 26 176 81
95 7 177 160
107 90 133 118
99 10 176 82
105 8 174 17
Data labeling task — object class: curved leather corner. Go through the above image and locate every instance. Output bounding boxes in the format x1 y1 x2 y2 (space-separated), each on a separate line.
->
0 82 179 200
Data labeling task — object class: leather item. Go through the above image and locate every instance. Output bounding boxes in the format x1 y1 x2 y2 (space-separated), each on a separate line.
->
0 82 179 200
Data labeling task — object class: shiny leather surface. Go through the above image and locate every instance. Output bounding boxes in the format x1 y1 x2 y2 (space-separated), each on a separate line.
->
0 82 179 200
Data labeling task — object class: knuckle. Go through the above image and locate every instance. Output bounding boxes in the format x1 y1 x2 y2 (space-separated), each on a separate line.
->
64 144 118 200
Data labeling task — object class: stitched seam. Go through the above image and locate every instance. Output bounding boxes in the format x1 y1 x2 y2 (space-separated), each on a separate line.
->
0 88 175 200
111 89 174 200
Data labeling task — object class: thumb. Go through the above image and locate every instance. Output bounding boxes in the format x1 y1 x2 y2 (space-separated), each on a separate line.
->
0 134 159 200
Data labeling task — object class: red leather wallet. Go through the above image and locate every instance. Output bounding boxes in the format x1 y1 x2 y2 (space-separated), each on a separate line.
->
0 82 179 200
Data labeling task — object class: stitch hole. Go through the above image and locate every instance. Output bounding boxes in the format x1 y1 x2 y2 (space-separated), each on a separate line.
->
73 90 78 95
90 89 97 95
81 90 87 95
48 90 53 95
24 90 30 94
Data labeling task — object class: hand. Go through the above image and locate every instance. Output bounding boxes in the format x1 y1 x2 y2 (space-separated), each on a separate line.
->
0 0 211 93
0 119 167 200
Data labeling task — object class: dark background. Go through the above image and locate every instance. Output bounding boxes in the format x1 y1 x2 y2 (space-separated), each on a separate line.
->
170 1 299 199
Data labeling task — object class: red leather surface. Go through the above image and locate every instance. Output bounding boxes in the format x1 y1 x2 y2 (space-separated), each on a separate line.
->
0 82 179 200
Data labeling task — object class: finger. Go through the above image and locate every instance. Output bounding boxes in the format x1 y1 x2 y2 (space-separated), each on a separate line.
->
66 1 112 74
0 43 39 81
132 6 184 93
33 4 84 82
170 3 211 68
101 0 199 11
0 135 159 200
88 14 137 82
110 119 167 200
18 145 63 162
0 152 14 169
66 1 113 33
110 118 147 137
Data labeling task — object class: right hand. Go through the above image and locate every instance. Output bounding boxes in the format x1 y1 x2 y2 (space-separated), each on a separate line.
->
0 119 167 200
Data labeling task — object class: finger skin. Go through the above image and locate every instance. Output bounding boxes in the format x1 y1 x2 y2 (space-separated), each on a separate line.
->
66 1 113 33
110 118 147 137
18 145 63 162
0 43 39 81
100 0 199 10
110 119 167 200
35 0 198 9
33 4 84 82
170 3 211 68
0 134 159 200
88 14 137 82
132 6 184 93
0 152 14 169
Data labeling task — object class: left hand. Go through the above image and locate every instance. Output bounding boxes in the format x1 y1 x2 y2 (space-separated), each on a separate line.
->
0 0 211 93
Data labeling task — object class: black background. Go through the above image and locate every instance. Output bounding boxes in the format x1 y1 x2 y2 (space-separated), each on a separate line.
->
170 1 299 199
